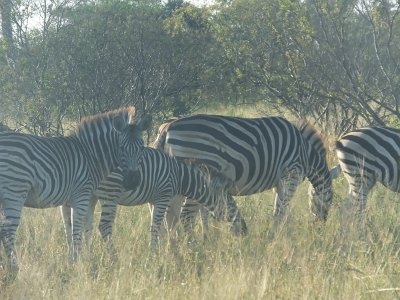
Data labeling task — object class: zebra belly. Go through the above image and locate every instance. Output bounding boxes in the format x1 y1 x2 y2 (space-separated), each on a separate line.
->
24 185 71 208
113 189 151 206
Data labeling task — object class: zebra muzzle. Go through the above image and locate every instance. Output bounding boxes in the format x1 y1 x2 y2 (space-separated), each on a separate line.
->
122 170 141 190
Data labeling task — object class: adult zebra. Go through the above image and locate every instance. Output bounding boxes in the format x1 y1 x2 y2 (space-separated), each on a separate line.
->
77 147 247 254
0 107 151 277
154 115 333 235
334 126 400 237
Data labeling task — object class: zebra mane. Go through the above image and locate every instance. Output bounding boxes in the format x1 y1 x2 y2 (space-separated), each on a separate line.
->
297 120 327 156
77 106 138 135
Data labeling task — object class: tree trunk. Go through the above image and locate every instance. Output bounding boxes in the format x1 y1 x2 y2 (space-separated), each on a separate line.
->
0 0 14 60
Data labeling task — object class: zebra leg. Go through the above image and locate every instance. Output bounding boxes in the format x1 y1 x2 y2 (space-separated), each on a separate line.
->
336 156 376 240
83 195 98 249
180 198 202 237
199 205 210 240
0 201 23 278
60 205 73 259
344 176 373 240
150 203 168 251
225 195 247 236
271 171 302 236
164 195 184 242
70 200 90 262
98 200 118 259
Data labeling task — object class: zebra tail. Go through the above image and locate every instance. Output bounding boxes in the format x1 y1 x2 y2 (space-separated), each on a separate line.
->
152 118 180 150
152 125 168 150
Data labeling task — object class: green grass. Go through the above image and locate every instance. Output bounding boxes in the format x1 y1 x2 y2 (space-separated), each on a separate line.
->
1 178 400 299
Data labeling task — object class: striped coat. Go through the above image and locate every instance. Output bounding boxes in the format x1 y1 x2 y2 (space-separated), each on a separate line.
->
0 107 150 278
154 115 333 234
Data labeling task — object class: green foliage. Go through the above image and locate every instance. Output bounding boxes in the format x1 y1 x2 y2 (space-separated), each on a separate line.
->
1 0 400 135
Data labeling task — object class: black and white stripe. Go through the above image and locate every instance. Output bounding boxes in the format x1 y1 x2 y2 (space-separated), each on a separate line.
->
335 126 400 235
88 147 246 252
0 107 150 275
154 115 333 233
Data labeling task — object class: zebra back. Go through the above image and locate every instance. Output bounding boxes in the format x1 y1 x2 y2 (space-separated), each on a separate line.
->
336 126 400 191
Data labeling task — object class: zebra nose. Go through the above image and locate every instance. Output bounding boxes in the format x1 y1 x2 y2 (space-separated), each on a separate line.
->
122 170 141 190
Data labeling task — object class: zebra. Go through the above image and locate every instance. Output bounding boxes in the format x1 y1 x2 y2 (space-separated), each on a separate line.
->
334 126 400 237
67 146 247 255
154 114 334 236
0 107 151 277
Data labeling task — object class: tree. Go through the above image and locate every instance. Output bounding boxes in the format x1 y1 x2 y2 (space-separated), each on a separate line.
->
212 0 400 133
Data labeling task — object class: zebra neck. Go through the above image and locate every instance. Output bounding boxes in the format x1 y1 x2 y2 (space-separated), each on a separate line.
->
308 162 331 192
77 130 119 183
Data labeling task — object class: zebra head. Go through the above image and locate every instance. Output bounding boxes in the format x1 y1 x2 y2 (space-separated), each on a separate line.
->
113 113 152 190
298 121 334 222
209 177 248 235
308 171 333 222
308 164 341 221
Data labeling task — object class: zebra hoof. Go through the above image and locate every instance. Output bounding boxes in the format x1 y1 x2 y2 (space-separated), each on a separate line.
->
1 264 19 285
230 220 248 236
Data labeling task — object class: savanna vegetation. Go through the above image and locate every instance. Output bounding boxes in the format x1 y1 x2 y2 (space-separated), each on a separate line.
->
1 0 400 298
1 139 400 299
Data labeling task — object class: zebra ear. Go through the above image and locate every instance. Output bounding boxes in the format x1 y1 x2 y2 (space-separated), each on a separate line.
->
138 114 152 131
330 165 341 179
113 115 126 133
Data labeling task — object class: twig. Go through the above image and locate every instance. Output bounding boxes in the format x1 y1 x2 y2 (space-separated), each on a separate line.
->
365 288 400 293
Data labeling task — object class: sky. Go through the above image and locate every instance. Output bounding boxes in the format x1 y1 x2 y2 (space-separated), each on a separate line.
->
189 0 215 5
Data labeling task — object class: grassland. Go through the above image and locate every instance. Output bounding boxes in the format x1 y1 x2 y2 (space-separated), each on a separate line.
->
1 105 400 299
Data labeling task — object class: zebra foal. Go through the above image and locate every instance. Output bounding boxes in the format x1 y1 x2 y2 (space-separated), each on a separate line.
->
334 126 400 237
0 107 151 277
154 115 334 235
81 147 247 253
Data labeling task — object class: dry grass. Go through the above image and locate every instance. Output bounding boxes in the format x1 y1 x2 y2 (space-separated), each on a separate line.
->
1 179 400 299
2 106 400 299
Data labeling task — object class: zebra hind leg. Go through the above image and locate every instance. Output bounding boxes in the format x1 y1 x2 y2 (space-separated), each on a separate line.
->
344 185 370 241
150 204 169 252
164 195 185 250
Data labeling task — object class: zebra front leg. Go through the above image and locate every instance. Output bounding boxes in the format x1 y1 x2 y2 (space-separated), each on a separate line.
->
70 200 90 262
98 200 118 260
83 195 98 250
271 172 301 238
0 201 23 281
225 195 247 236
60 205 73 260
150 204 168 251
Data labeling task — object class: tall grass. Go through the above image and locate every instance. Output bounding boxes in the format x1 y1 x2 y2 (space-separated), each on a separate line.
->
1 179 400 299
1 106 400 299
